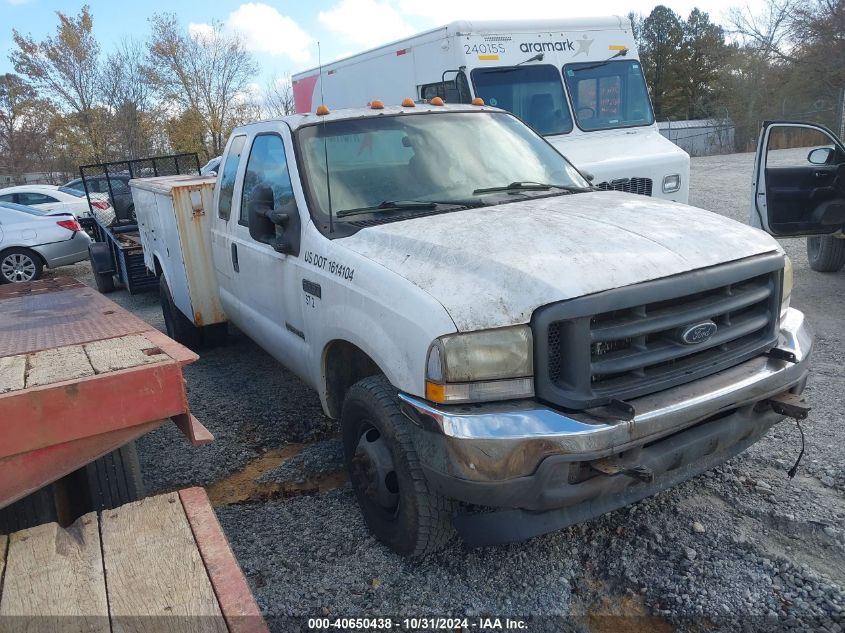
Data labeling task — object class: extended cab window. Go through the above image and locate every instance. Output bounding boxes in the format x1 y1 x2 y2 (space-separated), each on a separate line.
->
240 134 294 227
218 135 246 220
563 60 654 131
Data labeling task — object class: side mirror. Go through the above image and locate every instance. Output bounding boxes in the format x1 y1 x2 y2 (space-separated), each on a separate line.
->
808 147 834 165
248 185 301 256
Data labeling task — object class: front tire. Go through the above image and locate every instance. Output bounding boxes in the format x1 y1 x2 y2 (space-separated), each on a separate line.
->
342 375 455 557
0 247 43 283
807 235 845 272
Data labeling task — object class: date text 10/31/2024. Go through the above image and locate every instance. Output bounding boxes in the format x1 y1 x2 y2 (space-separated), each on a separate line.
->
307 617 528 630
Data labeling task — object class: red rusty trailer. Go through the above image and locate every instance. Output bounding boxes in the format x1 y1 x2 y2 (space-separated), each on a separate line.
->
0 277 212 528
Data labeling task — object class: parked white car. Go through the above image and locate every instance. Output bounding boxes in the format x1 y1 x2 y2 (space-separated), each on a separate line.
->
0 201 92 283
0 184 111 219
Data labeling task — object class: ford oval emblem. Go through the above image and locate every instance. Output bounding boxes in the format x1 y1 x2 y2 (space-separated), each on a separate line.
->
680 321 718 345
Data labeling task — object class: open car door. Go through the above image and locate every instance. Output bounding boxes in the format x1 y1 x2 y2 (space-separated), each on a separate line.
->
751 121 845 237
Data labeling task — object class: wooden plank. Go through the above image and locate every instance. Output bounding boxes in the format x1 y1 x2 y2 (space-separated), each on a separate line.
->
0 513 109 632
101 492 228 632
25 345 94 388
0 355 26 394
179 488 269 633
84 334 169 374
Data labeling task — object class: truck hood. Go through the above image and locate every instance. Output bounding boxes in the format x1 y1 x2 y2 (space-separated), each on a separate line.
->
341 191 780 332
546 126 687 182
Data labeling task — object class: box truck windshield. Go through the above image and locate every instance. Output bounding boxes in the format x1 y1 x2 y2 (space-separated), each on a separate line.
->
563 60 654 131
471 65 574 136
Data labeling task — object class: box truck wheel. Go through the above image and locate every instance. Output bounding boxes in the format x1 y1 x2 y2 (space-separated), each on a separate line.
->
342 375 455 557
0 442 143 533
807 235 845 272
160 275 201 349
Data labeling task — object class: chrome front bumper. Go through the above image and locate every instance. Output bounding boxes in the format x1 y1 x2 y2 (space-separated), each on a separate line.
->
399 308 812 487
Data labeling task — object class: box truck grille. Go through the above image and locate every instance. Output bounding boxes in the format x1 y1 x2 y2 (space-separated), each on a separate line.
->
532 255 784 410
595 177 653 196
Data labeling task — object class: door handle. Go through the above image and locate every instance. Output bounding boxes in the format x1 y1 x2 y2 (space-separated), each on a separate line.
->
231 243 239 273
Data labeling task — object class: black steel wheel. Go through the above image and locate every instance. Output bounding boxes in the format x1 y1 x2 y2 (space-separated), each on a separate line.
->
342 375 455 557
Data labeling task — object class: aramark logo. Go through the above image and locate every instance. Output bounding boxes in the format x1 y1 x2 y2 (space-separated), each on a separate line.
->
520 40 575 53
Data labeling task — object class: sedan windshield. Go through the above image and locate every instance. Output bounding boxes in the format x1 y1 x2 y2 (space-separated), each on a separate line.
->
296 111 588 225
471 65 573 136
563 60 655 131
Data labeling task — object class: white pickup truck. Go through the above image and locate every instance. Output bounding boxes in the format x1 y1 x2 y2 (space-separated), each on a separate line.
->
131 102 813 557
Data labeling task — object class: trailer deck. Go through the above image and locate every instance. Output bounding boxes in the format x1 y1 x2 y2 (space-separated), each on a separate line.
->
0 487 268 632
0 277 211 510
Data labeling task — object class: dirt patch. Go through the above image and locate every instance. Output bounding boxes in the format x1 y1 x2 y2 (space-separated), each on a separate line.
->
205 443 348 506
586 593 675 633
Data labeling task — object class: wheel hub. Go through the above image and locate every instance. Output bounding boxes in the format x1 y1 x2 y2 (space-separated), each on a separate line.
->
1 254 36 282
351 428 399 511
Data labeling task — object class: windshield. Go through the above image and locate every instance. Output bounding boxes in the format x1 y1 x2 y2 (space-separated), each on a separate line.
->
471 65 573 136
563 60 654 131
58 186 85 197
296 111 588 225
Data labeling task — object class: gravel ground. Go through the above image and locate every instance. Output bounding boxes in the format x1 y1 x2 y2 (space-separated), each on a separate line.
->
52 149 844 632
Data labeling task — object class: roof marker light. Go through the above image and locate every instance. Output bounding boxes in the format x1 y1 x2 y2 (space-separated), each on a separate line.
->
370 99 384 109
472 97 485 106
429 96 445 106
316 104 330 116
401 97 416 107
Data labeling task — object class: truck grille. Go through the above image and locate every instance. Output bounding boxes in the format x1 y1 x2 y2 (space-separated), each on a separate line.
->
533 254 784 410
595 177 653 196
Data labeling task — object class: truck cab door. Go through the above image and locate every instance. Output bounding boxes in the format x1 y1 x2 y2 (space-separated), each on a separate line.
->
221 128 309 375
751 121 845 237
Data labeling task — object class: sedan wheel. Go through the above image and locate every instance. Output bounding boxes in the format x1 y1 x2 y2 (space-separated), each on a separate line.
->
0 249 42 283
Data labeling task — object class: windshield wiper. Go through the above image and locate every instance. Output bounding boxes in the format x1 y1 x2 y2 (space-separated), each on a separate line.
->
473 181 583 195
336 199 478 219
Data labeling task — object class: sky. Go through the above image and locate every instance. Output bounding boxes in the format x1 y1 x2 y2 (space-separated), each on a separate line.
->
0 0 762 83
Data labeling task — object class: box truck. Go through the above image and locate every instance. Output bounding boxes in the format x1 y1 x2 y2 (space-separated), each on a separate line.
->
292 17 690 203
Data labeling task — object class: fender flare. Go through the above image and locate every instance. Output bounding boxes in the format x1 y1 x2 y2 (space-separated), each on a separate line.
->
87 241 115 275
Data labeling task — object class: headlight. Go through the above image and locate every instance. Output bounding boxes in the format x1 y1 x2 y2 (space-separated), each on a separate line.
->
425 325 534 404
781 255 793 318
662 174 681 193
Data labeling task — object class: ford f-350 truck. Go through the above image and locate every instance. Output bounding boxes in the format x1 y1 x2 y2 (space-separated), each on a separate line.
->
131 101 812 556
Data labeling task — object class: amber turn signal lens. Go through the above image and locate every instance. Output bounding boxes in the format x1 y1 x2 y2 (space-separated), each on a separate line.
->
315 104 330 116
425 381 446 403
401 97 416 107
370 99 385 109
429 96 445 106
472 97 485 106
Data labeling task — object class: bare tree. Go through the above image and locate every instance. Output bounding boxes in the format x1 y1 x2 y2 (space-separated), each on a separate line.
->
10 5 106 161
728 0 797 62
147 14 258 157
104 39 159 159
263 72 295 118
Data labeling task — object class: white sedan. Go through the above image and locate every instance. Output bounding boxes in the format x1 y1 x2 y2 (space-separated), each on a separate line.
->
0 201 92 283
0 184 111 219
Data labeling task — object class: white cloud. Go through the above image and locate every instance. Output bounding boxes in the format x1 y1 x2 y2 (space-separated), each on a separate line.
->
226 3 313 63
188 22 215 41
319 0 416 46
